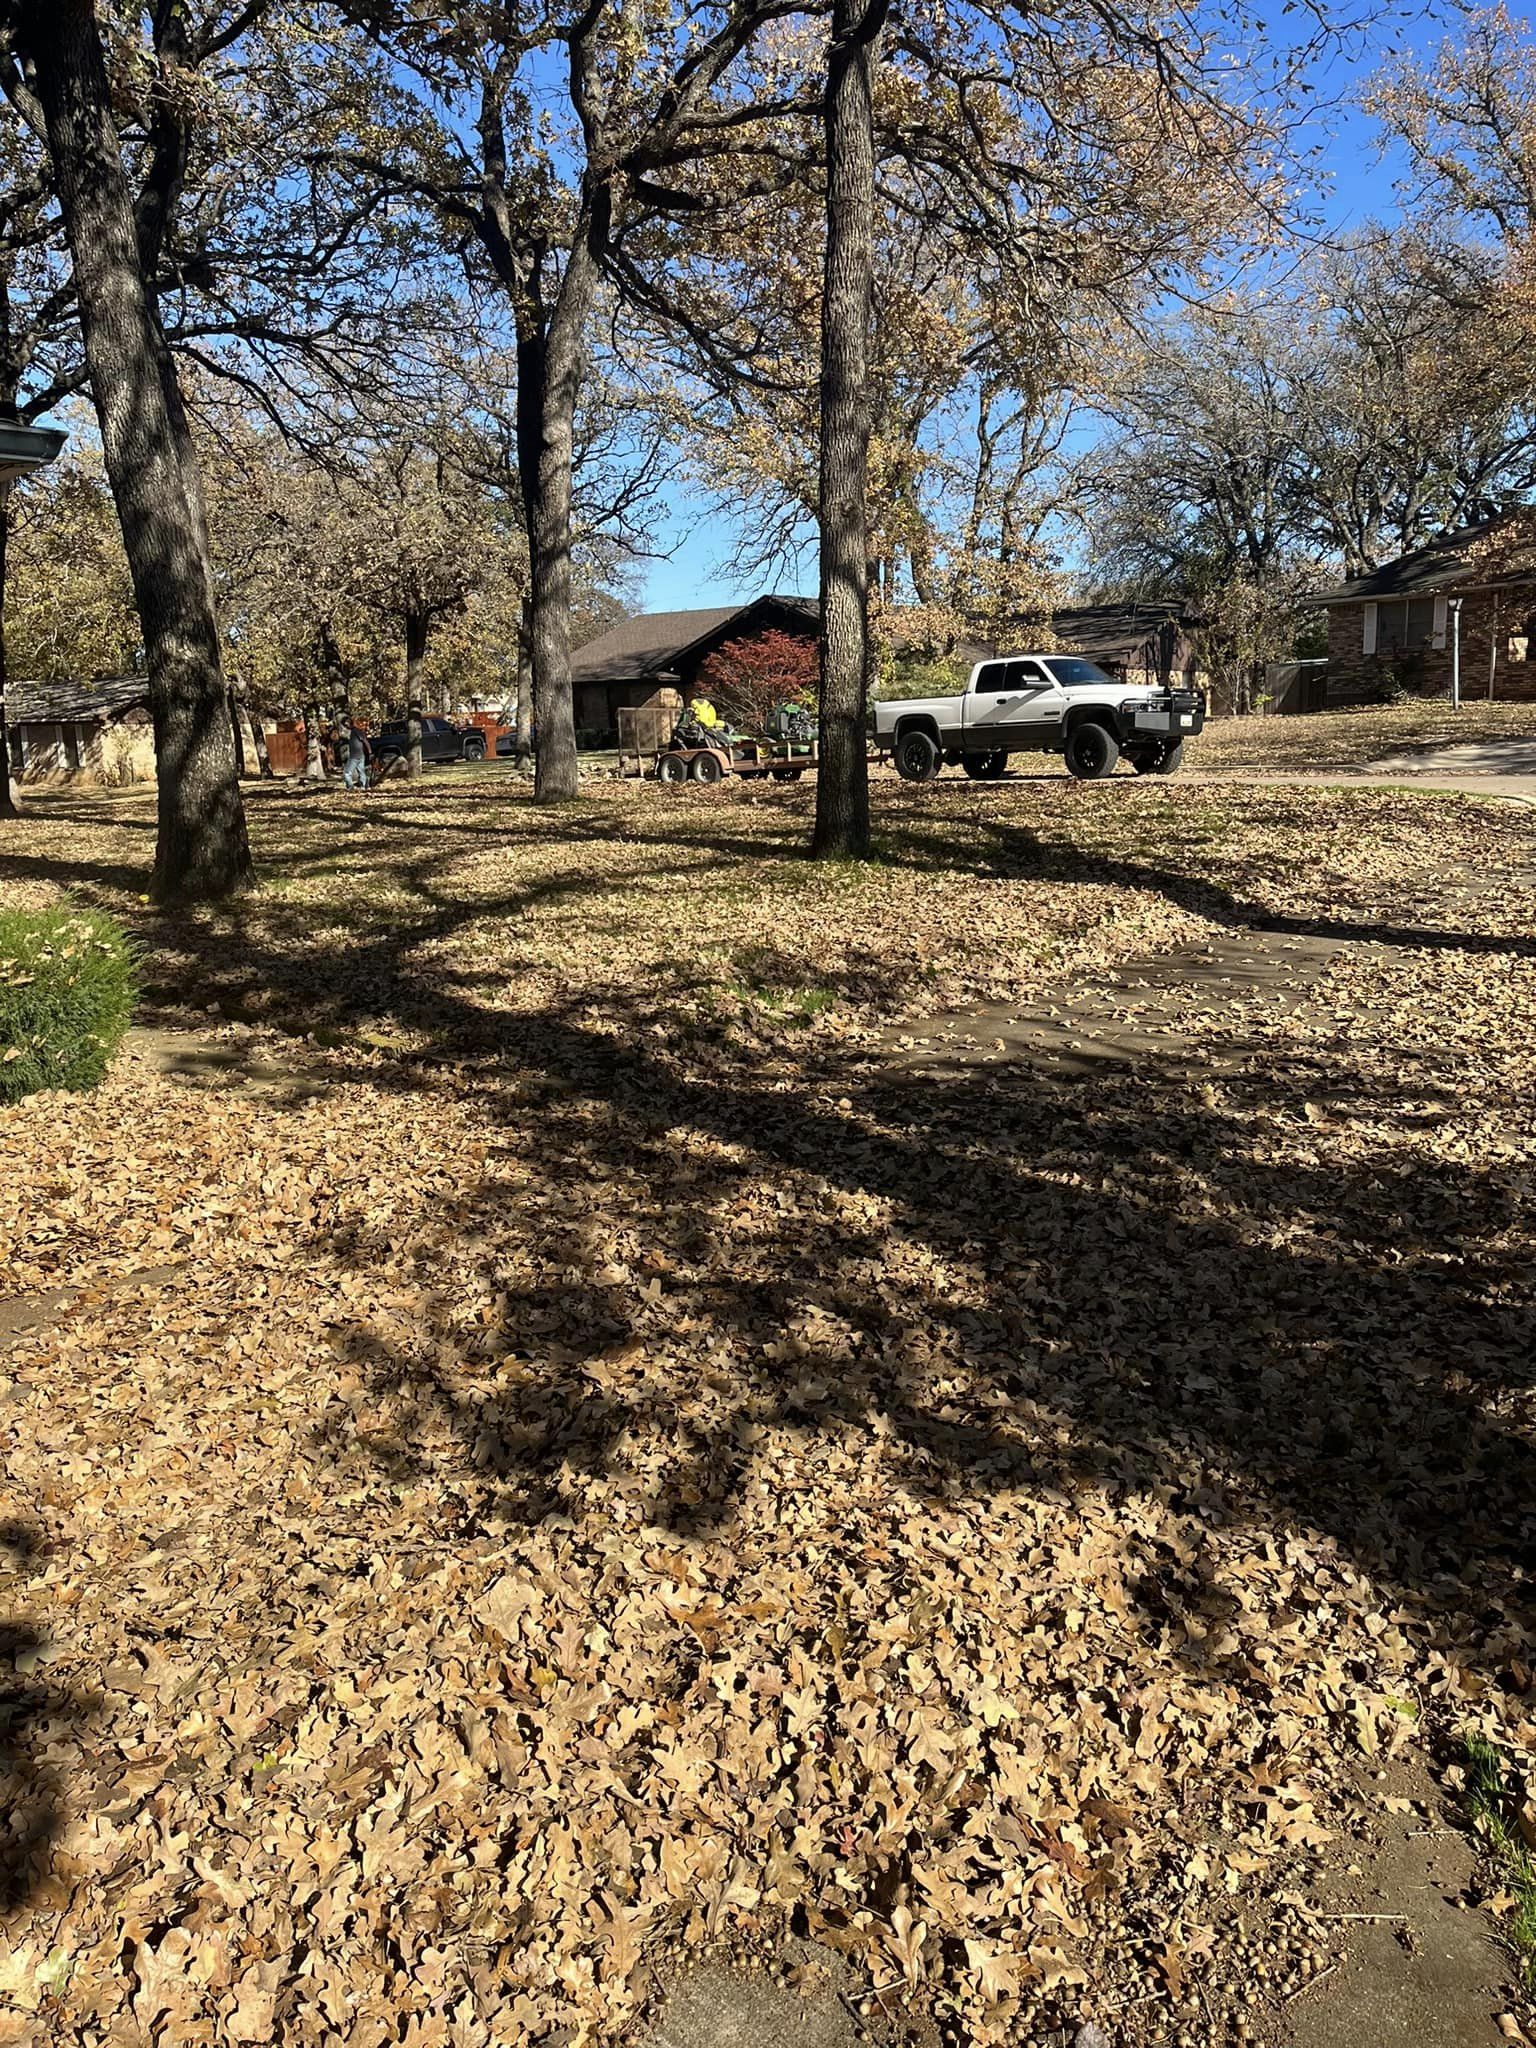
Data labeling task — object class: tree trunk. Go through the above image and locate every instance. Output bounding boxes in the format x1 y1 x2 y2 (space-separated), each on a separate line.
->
229 680 263 777
0 479 17 820
515 217 604 804
515 597 533 767
228 690 247 778
303 701 325 782
18 0 252 901
812 0 887 861
405 609 428 777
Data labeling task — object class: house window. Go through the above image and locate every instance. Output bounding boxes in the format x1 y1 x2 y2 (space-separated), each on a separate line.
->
1375 598 1437 655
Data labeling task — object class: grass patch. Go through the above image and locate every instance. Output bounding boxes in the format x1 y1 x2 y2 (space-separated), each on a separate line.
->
1198 700 1536 774
0 906 138 1103
1464 1731 1536 1983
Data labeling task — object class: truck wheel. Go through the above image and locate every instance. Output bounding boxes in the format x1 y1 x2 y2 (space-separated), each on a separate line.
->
894 729 941 782
1130 739 1185 776
657 752 689 784
690 749 725 783
963 750 1007 780
1065 721 1120 780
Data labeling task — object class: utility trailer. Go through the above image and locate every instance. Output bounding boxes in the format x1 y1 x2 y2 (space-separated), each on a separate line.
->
618 703 817 784
652 735 816 784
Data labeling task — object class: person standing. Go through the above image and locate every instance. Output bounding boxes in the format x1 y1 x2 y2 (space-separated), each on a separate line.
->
342 718 373 791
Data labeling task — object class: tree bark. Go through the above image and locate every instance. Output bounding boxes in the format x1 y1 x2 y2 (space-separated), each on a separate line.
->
229 680 264 777
515 596 533 767
515 217 604 804
405 609 427 777
0 478 17 819
248 704 272 777
303 701 325 782
18 0 253 901
227 688 247 778
812 0 887 861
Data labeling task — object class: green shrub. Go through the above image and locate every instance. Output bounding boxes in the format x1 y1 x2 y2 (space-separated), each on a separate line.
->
0 907 138 1104
872 653 972 702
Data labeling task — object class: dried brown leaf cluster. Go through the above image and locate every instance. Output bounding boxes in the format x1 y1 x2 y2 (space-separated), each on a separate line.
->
1 769 1532 2046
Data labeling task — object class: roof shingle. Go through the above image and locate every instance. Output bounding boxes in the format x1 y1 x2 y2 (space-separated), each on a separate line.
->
1314 513 1536 604
569 597 817 684
7 676 148 724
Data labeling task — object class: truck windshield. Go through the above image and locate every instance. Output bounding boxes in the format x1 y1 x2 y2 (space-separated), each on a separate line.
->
1044 658 1114 685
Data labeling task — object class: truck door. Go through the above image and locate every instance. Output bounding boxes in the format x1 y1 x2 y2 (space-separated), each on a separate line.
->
964 658 1064 742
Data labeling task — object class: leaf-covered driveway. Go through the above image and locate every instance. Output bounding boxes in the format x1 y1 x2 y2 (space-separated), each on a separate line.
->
1 773 1533 2047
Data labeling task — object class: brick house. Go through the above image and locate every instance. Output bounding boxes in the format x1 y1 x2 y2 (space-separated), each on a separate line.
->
1316 514 1536 705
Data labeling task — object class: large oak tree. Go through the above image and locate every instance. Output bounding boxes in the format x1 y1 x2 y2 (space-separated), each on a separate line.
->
8 0 252 898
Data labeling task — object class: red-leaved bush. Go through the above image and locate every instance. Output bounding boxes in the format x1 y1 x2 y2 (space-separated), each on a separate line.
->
696 630 817 731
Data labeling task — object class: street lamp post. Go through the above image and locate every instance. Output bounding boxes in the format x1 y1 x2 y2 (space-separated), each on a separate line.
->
1449 597 1463 712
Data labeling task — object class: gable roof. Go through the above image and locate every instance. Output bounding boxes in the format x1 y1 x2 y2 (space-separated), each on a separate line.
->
1038 602 1201 664
1314 513 1536 604
570 596 817 685
8 675 148 724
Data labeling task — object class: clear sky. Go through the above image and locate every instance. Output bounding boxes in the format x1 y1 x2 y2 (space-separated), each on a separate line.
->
636 3 1462 611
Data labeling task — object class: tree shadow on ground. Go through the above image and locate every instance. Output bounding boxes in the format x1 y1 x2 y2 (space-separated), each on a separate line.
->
296 950 1535 1689
0 1520 78 1916
6 785 1534 1689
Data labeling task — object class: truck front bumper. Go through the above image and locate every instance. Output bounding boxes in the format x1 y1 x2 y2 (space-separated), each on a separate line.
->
1125 692 1205 739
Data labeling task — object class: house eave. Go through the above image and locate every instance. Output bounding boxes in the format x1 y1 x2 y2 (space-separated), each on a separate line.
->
1317 572 1536 607
0 422 66 482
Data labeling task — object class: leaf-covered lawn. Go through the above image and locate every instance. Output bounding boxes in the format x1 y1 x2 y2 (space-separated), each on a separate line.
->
1195 698 1536 773
2 775 1534 2047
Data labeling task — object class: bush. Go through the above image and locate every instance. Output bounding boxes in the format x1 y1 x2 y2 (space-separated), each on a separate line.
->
0 908 138 1104
873 654 972 702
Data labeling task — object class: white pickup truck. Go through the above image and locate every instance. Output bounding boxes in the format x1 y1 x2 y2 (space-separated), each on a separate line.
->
873 654 1205 781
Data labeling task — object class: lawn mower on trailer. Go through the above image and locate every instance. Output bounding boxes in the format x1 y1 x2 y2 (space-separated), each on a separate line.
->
654 706 817 784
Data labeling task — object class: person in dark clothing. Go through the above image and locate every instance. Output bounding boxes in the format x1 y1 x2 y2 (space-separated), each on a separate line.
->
342 720 373 791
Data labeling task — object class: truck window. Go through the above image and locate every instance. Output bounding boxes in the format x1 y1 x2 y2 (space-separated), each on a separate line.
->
975 659 1049 690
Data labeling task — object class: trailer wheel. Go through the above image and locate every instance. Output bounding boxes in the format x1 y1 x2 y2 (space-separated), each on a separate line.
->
894 729 941 782
657 752 689 785
690 749 725 784
1064 721 1120 780
962 750 1007 780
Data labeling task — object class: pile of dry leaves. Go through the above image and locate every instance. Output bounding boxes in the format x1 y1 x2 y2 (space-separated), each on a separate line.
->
0 774 1532 2047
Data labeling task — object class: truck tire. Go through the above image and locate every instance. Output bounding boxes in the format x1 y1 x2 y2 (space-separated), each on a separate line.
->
1130 739 1185 776
657 751 689 784
962 750 1007 780
894 729 941 782
1065 721 1120 780
690 749 725 783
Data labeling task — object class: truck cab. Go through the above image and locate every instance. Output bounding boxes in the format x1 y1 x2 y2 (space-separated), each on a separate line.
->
872 655 1205 781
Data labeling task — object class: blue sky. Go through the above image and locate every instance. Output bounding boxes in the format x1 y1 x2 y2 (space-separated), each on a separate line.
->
638 3 1462 610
